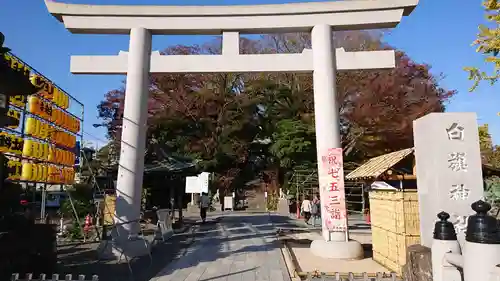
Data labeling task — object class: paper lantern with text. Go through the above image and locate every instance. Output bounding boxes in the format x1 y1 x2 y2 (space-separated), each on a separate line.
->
47 165 58 183
30 74 54 100
7 160 22 180
22 139 33 158
5 108 21 129
9 94 26 108
39 121 49 139
40 164 48 182
10 135 23 155
21 162 34 181
27 96 41 116
48 146 55 163
25 117 39 136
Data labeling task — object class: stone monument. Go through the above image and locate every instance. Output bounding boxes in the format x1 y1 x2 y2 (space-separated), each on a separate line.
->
413 112 484 247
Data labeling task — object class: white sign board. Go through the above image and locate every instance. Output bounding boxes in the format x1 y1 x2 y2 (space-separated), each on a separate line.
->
198 172 210 193
185 176 201 193
185 173 209 194
413 112 483 247
224 196 234 211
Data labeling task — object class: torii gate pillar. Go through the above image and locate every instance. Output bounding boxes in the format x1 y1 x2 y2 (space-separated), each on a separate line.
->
114 27 152 237
310 24 364 258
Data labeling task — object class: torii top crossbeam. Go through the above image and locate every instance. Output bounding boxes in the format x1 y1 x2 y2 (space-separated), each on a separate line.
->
44 0 418 35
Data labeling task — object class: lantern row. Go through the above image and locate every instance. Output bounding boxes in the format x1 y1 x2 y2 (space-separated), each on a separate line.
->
0 132 76 167
9 95 81 135
2 53 81 185
25 117 77 148
7 159 75 184
27 96 80 134
4 108 78 148
4 54 73 110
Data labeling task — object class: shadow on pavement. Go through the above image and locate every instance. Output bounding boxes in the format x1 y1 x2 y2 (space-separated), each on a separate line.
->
153 213 298 280
56 218 198 281
198 267 258 281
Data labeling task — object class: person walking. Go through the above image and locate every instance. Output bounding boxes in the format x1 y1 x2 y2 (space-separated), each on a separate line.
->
198 192 210 223
301 195 312 224
311 193 321 227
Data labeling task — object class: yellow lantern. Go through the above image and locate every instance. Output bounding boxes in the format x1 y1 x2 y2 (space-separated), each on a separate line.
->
48 165 57 183
74 118 81 133
33 141 40 159
42 143 49 160
35 164 44 182
23 139 34 158
28 96 41 116
62 149 68 165
60 148 65 164
10 136 24 155
69 168 75 184
59 149 65 165
25 117 39 137
51 107 59 125
36 142 43 160
62 93 70 109
31 164 39 182
48 146 55 163
30 74 54 100
9 95 26 108
53 87 62 108
53 148 59 164
63 167 73 184
41 164 48 182
59 148 65 164
56 167 62 183
0 132 8 153
66 151 71 166
69 152 76 166
7 160 21 180
38 121 48 139
6 109 21 129
21 163 33 181
49 129 57 144
61 168 68 184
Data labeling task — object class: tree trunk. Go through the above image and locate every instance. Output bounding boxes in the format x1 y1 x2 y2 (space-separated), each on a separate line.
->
403 244 433 281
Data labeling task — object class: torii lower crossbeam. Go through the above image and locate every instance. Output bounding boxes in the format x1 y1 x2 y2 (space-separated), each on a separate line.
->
70 48 395 74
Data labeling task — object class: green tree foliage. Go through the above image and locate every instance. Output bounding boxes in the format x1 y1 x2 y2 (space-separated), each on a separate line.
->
464 0 499 91
479 124 500 167
97 31 455 193
270 119 316 169
59 184 93 219
485 176 500 217
0 32 11 54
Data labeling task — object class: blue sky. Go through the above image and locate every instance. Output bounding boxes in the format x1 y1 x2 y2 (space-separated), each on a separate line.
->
1 0 499 147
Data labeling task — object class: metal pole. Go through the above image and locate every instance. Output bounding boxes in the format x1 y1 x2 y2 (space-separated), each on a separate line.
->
40 185 46 220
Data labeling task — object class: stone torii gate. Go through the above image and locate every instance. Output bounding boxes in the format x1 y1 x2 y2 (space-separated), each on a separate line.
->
45 0 418 258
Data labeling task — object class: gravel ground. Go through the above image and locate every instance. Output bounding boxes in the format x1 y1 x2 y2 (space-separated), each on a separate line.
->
56 220 198 281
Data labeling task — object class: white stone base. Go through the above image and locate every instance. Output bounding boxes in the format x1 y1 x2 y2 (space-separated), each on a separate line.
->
310 239 364 260
98 237 151 260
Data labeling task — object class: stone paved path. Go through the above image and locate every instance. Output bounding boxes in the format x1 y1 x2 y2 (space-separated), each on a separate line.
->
151 213 290 281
